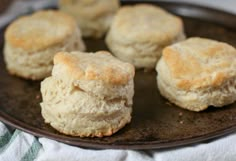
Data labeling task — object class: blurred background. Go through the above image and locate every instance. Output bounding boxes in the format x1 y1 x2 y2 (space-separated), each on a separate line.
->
0 0 235 30
1 0 236 14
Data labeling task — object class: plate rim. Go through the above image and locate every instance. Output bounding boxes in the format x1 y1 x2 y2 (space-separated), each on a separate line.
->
1 110 236 149
121 0 236 28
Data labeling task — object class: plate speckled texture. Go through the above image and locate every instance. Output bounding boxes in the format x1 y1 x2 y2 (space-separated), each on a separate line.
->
0 1 236 149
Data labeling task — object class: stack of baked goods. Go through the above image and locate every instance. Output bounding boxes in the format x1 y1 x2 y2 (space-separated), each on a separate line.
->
3 0 236 137
40 51 134 137
58 0 120 38
4 10 85 80
156 37 236 112
106 4 185 69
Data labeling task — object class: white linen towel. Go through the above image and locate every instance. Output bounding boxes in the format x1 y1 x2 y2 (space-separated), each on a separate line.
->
1 121 236 161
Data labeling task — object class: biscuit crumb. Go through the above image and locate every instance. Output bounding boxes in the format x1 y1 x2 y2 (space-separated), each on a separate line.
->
165 102 172 106
36 94 40 99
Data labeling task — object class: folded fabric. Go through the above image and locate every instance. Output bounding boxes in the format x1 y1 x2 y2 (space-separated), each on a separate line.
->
1 121 236 161
0 122 41 161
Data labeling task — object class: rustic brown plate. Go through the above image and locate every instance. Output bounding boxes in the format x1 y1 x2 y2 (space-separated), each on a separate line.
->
0 1 236 150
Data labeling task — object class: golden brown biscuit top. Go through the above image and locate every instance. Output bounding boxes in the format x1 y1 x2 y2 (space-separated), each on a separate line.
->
162 37 236 90
53 51 135 85
5 10 77 52
110 4 183 44
59 0 119 19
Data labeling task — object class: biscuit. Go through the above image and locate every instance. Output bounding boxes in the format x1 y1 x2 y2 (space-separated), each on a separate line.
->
59 0 119 38
4 10 85 80
156 37 236 111
40 51 135 137
106 4 185 69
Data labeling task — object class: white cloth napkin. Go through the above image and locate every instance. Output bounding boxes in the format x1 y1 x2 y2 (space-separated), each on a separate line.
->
1 121 236 161
0 122 41 161
36 134 236 161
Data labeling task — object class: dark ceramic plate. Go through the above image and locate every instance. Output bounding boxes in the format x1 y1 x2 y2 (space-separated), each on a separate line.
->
0 1 236 150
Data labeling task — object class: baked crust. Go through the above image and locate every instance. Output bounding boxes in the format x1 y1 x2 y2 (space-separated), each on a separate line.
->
162 37 236 90
59 0 119 19
59 0 119 38
108 4 184 44
41 51 134 137
5 10 77 52
156 37 236 111
53 51 135 85
105 4 185 69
